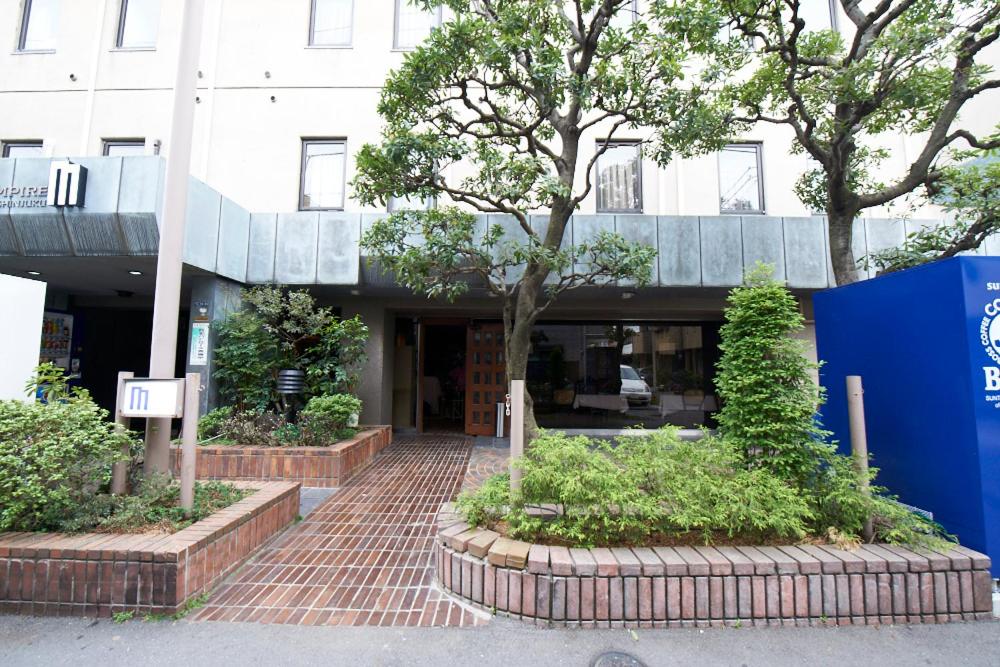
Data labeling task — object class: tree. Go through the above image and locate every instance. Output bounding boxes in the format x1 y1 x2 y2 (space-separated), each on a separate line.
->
353 0 737 437
718 0 1000 284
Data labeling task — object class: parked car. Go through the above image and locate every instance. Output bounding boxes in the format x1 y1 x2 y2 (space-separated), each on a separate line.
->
620 365 652 405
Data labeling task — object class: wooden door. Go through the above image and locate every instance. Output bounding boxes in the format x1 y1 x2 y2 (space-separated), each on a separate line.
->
465 323 507 436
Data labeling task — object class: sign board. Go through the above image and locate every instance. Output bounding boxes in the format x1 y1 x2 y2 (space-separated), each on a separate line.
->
0 161 88 209
120 378 186 418
189 322 210 366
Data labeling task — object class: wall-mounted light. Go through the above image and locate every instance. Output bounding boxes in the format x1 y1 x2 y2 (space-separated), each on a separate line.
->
153 139 162 155
69 73 77 81
264 70 271 79
270 95 276 103
128 270 144 276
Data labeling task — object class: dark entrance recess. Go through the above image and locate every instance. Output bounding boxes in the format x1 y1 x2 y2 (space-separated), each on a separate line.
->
419 323 467 433
73 307 188 416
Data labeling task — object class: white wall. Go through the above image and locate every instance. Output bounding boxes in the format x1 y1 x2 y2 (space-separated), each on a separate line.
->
0 273 45 402
0 0 996 218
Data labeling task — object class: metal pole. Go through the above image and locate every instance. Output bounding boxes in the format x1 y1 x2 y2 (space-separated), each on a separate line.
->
111 371 134 495
510 379 524 492
143 0 206 476
846 375 874 542
180 373 201 514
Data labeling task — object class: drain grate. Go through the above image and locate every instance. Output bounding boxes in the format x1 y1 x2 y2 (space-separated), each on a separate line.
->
591 651 648 667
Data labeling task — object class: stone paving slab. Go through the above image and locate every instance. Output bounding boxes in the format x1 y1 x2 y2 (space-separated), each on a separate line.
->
194 436 486 627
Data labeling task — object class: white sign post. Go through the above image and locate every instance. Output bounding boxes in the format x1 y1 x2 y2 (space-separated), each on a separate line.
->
116 373 201 514
509 379 524 492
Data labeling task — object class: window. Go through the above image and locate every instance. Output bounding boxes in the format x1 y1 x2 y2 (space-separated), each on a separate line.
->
795 0 836 32
17 0 58 52
116 0 160 49
103 139 146 156
596 142 642 213
300 140 347 210
2 141 44 158
394 0 441 50
718 143 764 214
310 0 353 46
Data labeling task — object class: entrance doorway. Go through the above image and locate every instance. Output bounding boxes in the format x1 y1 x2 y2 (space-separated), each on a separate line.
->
420 323 466 433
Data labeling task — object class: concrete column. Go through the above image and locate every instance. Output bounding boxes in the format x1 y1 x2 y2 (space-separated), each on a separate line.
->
344 303 394 426
184 276 243 415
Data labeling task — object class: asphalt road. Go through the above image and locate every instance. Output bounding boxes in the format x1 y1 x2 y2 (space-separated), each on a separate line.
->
1 614 998 667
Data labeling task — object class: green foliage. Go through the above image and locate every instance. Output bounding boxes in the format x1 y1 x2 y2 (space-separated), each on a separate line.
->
59 475 251 534
865 154 1000 273
713 0 1000 283
713 269 954 548
0 375 135 532
459 430 812 547
214 286 369 411
715 264 829 488
24 362 80 403
112 611 134 624
214 309 280 413
300 394 362 442
198 406 233 441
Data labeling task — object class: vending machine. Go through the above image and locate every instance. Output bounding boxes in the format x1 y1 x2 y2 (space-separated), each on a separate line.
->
39 310 81 379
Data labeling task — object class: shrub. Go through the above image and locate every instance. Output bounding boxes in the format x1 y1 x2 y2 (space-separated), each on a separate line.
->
458 430 812 547
214 309 282 413
55 474 251 534
715 264 830 487
0 381 136 532
198 406 233 441
300 394 362 443
713 267 953 548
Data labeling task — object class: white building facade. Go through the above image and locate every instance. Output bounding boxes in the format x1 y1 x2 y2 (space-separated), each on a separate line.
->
1 0 997 435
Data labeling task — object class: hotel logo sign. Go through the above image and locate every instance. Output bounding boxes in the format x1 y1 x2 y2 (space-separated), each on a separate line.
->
47 161 87 207
0 160 88 208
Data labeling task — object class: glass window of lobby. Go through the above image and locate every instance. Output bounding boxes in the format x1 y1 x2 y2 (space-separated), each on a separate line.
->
2 142 43 158
300 140 347 210
596 142 642 213
394 0 441 49
310 0 353 46
116 0 160 49
17 0 58 52
103 140 146 156
718 143 765 214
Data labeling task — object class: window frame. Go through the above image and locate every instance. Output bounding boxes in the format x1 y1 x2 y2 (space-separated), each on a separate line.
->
17 0 55 53
115 0 158 50
392 0 443 50
308 0 354 48
102 139 146 156
299 138 348 211
595 140 644 214
718 142 766 215
2 141 44 157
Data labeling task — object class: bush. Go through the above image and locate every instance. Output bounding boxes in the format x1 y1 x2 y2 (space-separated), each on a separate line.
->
458 430 812 547
54 475 251 534
713 266 953 548
198 406 233 441
300 394 362 442
214 286 370 412
0 380 136 532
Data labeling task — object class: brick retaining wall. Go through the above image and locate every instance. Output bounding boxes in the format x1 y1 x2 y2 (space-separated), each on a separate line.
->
170 425 392 488
434 504 994 627
0 481 299 617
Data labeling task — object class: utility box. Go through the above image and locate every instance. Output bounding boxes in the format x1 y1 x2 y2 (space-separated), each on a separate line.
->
814 257 1000 575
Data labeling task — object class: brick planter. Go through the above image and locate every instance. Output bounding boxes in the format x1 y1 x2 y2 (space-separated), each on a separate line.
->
434 504 995 627
170 425 392 488
0 481 299 618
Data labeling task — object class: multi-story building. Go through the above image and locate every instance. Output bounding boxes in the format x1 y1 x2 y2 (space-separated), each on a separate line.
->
2 0 997 435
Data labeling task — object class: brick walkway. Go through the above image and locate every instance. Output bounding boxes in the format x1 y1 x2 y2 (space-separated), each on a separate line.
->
462 444 510 492
195 435 487 627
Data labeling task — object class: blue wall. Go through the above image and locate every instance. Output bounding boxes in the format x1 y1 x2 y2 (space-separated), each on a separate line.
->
815 257 1000 573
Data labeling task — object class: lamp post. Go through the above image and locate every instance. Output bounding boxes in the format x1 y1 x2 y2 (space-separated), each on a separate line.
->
143 0 206 475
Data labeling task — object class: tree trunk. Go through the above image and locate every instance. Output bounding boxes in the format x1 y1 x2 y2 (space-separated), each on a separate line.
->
828 210 861 286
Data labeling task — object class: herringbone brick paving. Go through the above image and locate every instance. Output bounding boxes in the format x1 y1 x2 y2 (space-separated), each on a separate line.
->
194 435 486 626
